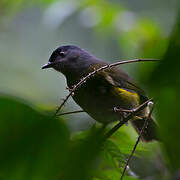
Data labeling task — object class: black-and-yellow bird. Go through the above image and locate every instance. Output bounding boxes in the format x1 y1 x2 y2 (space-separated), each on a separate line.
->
42 45 158 142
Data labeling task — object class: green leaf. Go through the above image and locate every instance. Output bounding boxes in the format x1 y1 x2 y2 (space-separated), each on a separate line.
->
94 169 138 180
0 95 69 180
100 140 125 171
61 126 106 180
148 12 180 173
123 176 138 180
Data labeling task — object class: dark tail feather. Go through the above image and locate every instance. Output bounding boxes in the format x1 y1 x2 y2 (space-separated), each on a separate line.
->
131 117 158 142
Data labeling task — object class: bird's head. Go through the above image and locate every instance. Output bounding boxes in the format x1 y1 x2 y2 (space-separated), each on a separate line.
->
42 45 100 80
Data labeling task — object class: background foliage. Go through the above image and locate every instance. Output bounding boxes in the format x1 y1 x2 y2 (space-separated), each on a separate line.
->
0 0 179 179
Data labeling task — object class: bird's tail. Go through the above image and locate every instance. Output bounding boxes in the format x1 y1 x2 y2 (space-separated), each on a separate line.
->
131 116 158 142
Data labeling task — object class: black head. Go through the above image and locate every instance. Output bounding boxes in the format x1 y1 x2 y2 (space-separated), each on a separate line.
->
42 45 80 70
42 45 101 79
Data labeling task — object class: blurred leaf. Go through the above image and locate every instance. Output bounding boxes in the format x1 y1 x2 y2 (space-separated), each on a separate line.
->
110 128 135 155
148 11 180 173
99 140 125 171
119 19 166 57
95 169 122 180
0 0 23 15
61 126 105 180
0 95 69 180
69 126 137 180
123 176 138 180
0 0 57 16
94 169 138 180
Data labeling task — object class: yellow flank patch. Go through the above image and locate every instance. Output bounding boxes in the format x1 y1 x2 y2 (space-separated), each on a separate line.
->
111 87 140 105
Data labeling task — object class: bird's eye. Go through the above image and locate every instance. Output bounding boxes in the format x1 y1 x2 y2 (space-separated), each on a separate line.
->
59 51 65 57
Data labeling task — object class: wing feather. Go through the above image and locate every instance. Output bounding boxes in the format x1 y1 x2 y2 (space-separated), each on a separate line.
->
93 64 148 101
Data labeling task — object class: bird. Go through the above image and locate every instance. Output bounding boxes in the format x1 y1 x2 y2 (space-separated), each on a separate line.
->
42 45 158 142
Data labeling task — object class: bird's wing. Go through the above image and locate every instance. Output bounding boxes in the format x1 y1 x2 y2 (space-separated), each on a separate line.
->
94 64 148 102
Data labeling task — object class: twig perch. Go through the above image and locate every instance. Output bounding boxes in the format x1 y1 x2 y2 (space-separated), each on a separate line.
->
104 98 153 139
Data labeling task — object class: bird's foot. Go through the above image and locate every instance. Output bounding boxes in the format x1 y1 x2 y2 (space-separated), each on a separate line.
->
114 107 129 119
114 107 139 126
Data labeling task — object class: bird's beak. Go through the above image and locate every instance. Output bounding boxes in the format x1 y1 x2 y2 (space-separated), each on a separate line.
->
41 62 53 69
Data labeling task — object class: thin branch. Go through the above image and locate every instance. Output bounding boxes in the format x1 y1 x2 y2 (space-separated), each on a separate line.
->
120 102 154 180
57 110 84 116
54 59 159 116
104 98 153 139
